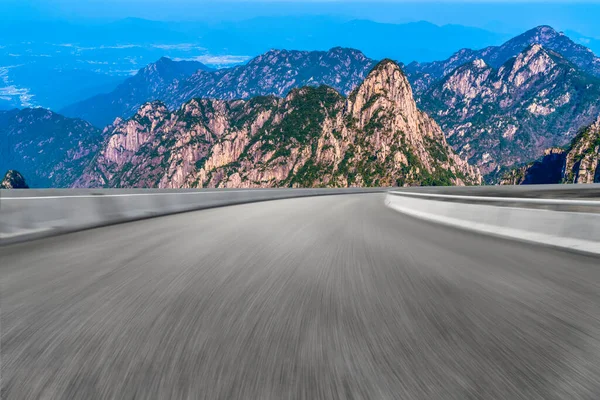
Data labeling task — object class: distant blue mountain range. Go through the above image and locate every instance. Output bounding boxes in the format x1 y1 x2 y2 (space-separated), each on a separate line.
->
0 17 513 109
208 17 512 63
2 16 598 111
1 16 510 63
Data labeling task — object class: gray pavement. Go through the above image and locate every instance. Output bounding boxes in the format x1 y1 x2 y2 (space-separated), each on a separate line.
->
2 193 600 399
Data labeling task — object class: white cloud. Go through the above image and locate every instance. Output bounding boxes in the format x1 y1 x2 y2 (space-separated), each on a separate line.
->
176 55 251 66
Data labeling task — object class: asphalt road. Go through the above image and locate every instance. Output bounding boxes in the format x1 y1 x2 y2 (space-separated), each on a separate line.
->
2 193 600 399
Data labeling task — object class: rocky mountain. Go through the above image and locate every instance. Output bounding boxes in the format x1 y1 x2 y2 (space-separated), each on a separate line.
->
161 47 376 106
0 108 102 188
0 170 29 189
499 148 567 185
564 117 600 183
500 116 600 185
418 44 600 179
74 60 481 189
404 48 480 96
62 48 377 129
61 58 213 127
60 27 600 134
406 26 600 95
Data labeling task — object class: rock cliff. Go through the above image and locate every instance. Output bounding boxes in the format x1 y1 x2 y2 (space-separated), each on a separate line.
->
406 25 600 95
500 117 600 185
63 48 376 128
0 170 29 189
564 117 600 183
499 148 566 185
74 60 481 188
419 45 600 179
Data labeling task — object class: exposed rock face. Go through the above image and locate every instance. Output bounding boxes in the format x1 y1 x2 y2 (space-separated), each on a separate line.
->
405 48 480 96
500 117 600 185
74 60 481 189
419 45 600 179
0 108 103 188
168 47 376 102
63 48 376 128
406 25 600 95
61 58 213 127
564 117 600 183
499 148 566 185
0 170 29 189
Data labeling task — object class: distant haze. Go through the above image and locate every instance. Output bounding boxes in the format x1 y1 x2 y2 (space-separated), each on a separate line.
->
2 0 599 111
3 1 600 38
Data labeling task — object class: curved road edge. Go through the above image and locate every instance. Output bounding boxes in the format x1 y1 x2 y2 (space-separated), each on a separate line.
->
0 188 384 245
385 192 600 255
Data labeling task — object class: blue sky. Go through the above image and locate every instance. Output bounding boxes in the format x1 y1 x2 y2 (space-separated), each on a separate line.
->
4 1 600 37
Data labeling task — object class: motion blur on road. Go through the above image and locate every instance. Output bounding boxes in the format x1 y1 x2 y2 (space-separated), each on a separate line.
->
2 193 600 399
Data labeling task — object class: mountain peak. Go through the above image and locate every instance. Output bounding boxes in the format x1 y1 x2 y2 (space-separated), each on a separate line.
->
526 25 561 39
251 47 369 64
507 26 562 49
407 23 600 100
370 58 403 74
349 59 420 130
0 170 29 189
62 48 377 128
156 56 173 63
498 26 599 72
359 59 408 91
327 47 368 58
75 62 481 189
139 57 210 82
420 28 600 178
156 56 210 70
142 57 171 73
359 59 411 97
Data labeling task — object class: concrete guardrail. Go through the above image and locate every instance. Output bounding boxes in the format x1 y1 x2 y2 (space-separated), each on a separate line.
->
4 185 600 254
0 188 383 245
386 190 600 255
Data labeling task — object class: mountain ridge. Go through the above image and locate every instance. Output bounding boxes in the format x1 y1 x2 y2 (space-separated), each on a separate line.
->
0 108 103 188
407 25 600 95
14 25 600 187
73 60 481 189
61 48 377 129
0 170 29 189
500 116 600 185
60 58 213 127
418 43 600 179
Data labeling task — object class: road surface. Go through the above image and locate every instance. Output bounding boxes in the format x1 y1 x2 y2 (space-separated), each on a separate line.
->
2 193 600 399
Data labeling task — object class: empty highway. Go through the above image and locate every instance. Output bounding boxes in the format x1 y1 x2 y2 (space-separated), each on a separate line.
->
2 193 600 399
